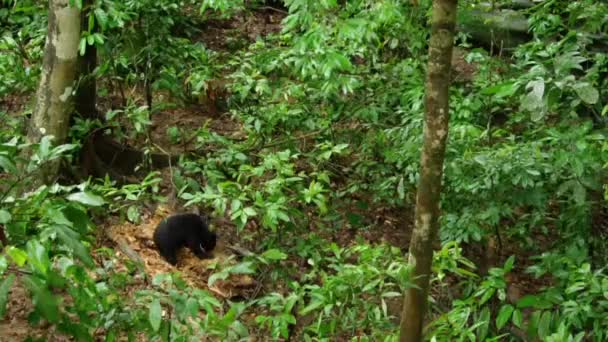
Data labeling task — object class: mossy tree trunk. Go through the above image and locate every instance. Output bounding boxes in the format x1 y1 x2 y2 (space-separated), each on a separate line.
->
399 0 458 341
27 0 81 182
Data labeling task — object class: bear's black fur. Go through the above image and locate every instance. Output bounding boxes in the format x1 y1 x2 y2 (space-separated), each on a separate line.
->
153 213 217 265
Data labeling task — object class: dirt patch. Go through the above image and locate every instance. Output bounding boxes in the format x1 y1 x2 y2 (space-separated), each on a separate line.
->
104 205 256 299
0 277 73 342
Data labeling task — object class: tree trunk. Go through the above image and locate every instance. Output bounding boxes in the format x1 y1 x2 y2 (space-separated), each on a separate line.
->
399 0 458 341
27 0 81 181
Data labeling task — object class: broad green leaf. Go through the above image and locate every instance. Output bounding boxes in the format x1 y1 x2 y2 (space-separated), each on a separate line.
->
573 83 599 104
481 81 517 98
38 136 53 159
93 33 104 45
299 300 324 315
261 249 288 261
537 311 552 338
61 205 91 234
149 299 162 332
231 261 256 274
573 182 586 205
0 156 17 174
208 271 229 287
67 191 105 206
0 274 15 319
26 240 50 275
522 79 545 119
127 206 140 223
496 304 514 330
512 309 523 328
54 225 94 267
517 294 541 308
79 38 87 56
477 307 490 341
0 210 11 224
88 13 94 32
94 8 108 29
397 177 405 200
185 297 199 317
22 275 59 323
6 246 27 266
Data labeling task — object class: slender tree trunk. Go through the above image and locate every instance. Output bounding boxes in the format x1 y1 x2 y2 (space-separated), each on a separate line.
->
28 0 81 181
399 0 458 341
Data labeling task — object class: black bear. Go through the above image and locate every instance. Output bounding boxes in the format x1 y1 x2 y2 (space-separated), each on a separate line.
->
153 213 217 265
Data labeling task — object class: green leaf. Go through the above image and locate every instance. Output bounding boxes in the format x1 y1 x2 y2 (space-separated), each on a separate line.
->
299 300 324 315
67 191 105 206
54 225 94 267
79 37 87 56
0 156 17 173
26 240 50 275
22 275 59 323
261 249 288 261
512 309 523 328
516 294 540 308
127 206 140 223
6 246 27 266
37 136 53 160
503 255 515 272
231 261 256 274
94 8 108 30
496 304 514 330
537 311 552 338
572 182 586 205
573 83 599 104
88 13 94 32
93 33 104 45
149 299 162 332
0 210 11 224
243 207 257 216
61 205 91 234
397 177 405 200
477 307 490 341
521 79 545 120
481 81 517 98
0 274 15 319
208 271 229 287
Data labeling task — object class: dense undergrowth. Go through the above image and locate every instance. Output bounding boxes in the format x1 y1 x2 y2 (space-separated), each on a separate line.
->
1 0 607 340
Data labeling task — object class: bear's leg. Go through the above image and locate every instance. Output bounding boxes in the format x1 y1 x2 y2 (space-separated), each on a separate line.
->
160 247 178 265
187 238 210 259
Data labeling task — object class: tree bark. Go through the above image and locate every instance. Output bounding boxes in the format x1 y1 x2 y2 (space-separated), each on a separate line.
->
27 0 81 181
399 0 458 341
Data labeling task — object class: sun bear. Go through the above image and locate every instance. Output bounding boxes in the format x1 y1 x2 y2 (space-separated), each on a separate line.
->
153 213 217 265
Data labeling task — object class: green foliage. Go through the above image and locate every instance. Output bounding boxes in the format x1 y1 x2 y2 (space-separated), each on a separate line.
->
2 0 608 339
0 0 46 98
296 243 411 340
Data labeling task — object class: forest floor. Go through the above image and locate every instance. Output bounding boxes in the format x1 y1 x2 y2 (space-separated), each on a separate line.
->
0 6 553 341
